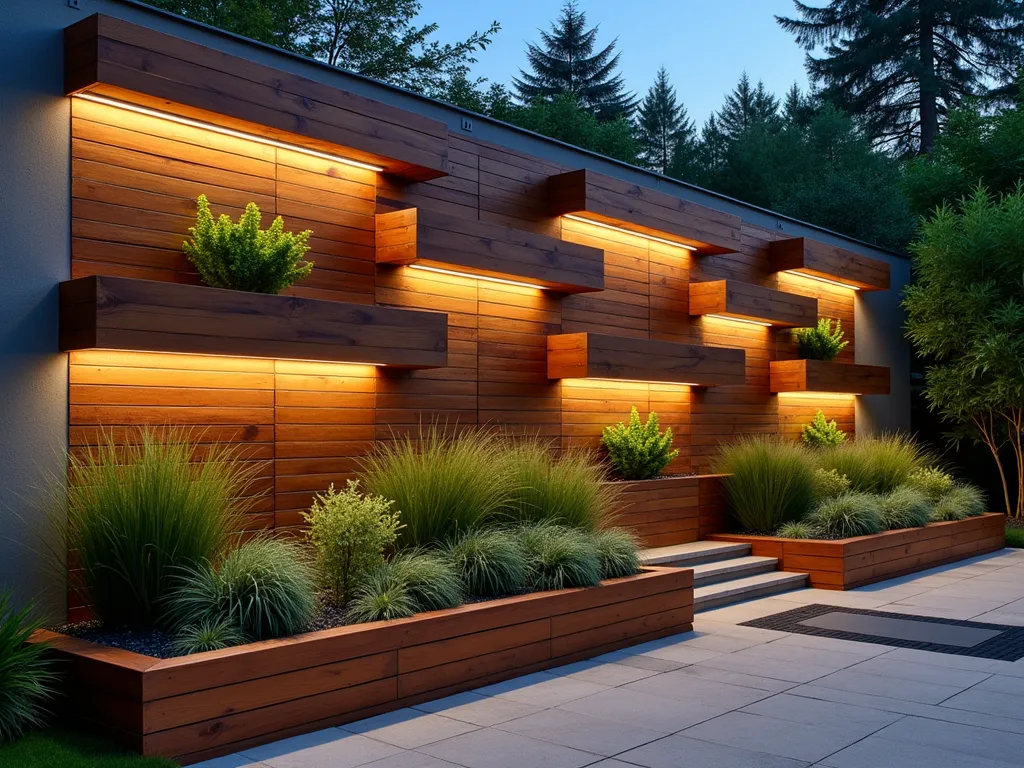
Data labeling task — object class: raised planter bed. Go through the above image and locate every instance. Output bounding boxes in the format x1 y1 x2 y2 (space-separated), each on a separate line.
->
709 513 1005 589
32 567 693 765
610 474 729 547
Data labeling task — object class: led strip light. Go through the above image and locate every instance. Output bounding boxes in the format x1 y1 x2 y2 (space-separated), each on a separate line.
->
408 263 546 290
703 314 773 327
786 270 862 291
562 214 698 251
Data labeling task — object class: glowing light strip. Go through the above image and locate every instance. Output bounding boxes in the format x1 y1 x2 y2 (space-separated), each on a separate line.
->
776 391 857 399
562 214 698 251
704 314 773 327
565 377 700 386
74 93 386 173
786 270 861 291
81 348 383 367
408 263 545 290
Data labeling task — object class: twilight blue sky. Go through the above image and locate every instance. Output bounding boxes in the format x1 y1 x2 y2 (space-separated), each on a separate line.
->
416 0 812 126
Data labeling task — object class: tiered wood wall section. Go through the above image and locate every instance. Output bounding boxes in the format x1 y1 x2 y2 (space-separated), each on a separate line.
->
64 15 892 583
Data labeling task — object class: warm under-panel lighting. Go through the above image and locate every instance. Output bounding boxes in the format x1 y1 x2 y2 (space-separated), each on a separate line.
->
407 264 545 290
776 391 857 400
74 93 386 173
562 214 698 251
84 348 383 368
564 377 699 386
785 270 861 291
703 314 773 328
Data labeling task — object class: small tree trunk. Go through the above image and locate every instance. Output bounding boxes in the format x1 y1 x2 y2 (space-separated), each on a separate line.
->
919 7 939 153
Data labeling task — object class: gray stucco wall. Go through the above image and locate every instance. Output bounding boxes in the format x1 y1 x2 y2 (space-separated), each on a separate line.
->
1 0 910 615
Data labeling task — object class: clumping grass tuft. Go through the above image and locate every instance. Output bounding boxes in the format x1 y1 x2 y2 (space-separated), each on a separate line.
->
170 618 246 656
933 485 987 521
776 521 819 539
0 594 57 743
812 467 852 503
443 528 527 597
361 426 512 548
503 440 616 531
61 428 255 628
520 524 602 592
878 486 932 530
167 536 316 641
806 493 884 538
1006 526 1024 548
346 567 417 624
388 551 462 612
815 435 929 494
591 528 641 580
715 437 815 533
905 467 955 503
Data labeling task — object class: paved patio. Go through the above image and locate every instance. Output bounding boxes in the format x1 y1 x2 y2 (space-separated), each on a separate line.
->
197 548 1024 768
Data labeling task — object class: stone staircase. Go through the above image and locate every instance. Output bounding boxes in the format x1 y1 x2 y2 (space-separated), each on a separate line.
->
642 541 808 612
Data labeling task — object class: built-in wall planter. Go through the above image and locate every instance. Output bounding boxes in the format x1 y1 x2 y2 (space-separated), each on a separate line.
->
689 279 818 328
59 276 448 368
770 359 890 395
64 15 449 181
376 208 604 293
770 237 891 292
549 169 742 255
548 332 746 387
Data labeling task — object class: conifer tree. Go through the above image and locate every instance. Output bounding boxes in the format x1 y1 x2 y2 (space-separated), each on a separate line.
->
514 1 637 121
636 67 695 174
697 114 729 174
717 73 781 141
777 0 1024 153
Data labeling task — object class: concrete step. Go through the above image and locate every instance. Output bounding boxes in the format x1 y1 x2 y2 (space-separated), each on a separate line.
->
691 556 780 587
641 541 751 568
694 571 809 612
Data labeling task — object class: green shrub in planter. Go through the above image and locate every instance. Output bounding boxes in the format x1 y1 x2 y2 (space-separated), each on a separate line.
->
184 194 313 294
806 493 884 538
812 467 852 503
168 536 316 641
591 528 641 579
601 407 679 480
933 485 987 521
802 410 846 448
171 618 246 656
878 486 932 530
387 551 462 612
714 436 815 533
346 567 416 624
0 593 56 743
303 480 402 605
816 435 929 494
520 524 602 592
443 528 527 597
906 467 956 503
793 318 848 361
776 521 819 539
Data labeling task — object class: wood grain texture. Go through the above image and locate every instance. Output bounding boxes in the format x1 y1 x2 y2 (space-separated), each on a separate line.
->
60 275 448 368
33 567 694 764
548 332 745 387
688 279 818 327
770 359 890 395
65 14 449 180
375 207 604 293
609 474 727 547
770 237 891 292
549 169 743 254
710 514 1005 589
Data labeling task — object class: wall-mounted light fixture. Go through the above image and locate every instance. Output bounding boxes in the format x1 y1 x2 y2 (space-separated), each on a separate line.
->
784 270 861 291
407 264 545 290
703 314 773 328
74 93 385 173
562 214 698 251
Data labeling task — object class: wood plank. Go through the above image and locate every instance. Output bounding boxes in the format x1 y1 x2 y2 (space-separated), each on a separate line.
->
770 359 890 395
689 280 818 328
770 237 890 291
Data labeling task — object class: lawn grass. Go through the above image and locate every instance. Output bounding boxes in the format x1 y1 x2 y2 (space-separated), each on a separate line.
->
0 729 176 768
1006 525 1024 549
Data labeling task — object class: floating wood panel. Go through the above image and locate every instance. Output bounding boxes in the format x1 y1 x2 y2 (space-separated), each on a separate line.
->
770 359 889 395
710 514 1004 589
770 237 891 291
688 279 818 327
33 567 693 764
548 332 745 387
60 275 447 368
548 169 742 254
375 208 604 293
64 14 449 180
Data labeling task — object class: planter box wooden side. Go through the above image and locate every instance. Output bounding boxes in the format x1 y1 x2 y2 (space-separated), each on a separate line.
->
607 474 728 548
708 514 1005 589
33 567 693 765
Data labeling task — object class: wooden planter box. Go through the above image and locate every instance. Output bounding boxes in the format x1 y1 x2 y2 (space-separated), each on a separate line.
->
34 567 693 765
709 513 1005 589
770 359 890 395
610 474 729 548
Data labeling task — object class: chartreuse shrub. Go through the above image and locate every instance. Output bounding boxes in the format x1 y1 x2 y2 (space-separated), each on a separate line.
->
812 467 852 502
933 485 987 521
443 528 527 598
303 480 402 604
183 194 313 294
878 486 932 530
793 318 848 361
777 521 819 539
591 528 641 579
168 536 316 641
806 493 884 538
503 440 615 530
906 467 955 502
816 435 928 494
520 524 602 592
601 407 679 480
0 594 56 742
361 426 512 548
802 411 846 448
171 618 245 656
715 437 816 533
63 428 253 628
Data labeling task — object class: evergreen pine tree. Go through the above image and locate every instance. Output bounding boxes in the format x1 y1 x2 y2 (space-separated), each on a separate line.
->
636 67 694 174
697 114 729 174
777 0 1024 153
513 1 637 121
717 73 781 141
783 83 815 127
